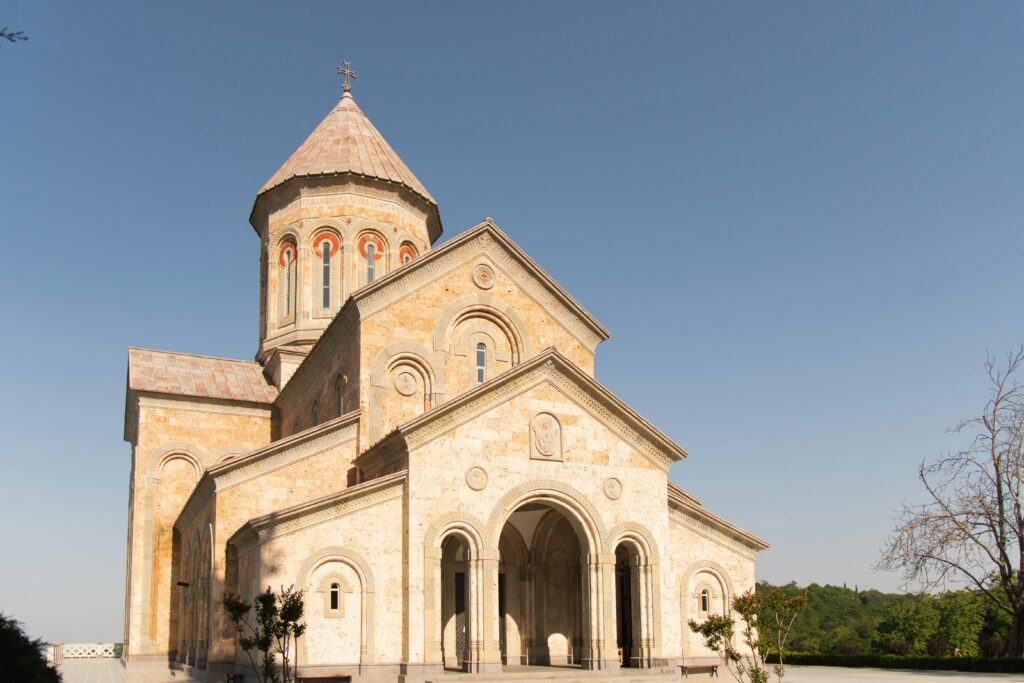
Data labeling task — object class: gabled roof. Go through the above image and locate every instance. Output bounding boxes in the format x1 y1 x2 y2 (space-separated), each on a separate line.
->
668 481 770 551
360 348 687 472
258 91 436 205
127 347 277 404
355 218 610 343
228 470 407 548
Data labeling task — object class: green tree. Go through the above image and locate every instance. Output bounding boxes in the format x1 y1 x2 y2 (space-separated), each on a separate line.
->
690 587 804 683
879 348 1024 656
223 585 306 683
873 597 939 654
935 591 985 656
0 613 61 683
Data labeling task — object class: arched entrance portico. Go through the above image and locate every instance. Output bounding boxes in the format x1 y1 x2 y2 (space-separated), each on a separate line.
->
486 484 619 672
500 503 585 667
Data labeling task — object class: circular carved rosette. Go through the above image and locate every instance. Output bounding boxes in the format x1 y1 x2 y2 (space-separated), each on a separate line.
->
465 466 488 491
472 263 495 290
603 477 623 500
394 371 418 396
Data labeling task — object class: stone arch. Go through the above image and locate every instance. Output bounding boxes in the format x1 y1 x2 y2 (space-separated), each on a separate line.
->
607 522 660 564
423 512 487 557
433 294 534 362
295 547 376 664
369 342 443 442
145 443 204 481
499 521 529 566
210 446 248 467
422 513 487 671
609 522 661 668
679 560 735 657
484 481 607 555
679 560 735 603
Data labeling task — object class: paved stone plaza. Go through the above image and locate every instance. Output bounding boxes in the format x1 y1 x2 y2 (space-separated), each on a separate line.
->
785 666 1024 682
54 661 1024 683
58 659 200 683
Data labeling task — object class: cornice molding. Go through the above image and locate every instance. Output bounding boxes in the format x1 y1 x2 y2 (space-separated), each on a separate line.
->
251 472 406 543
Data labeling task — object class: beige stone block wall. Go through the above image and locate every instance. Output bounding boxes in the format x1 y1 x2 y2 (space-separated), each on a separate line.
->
253 494 405 667
661 516 758 661
126 395 271 658
191 432 362 664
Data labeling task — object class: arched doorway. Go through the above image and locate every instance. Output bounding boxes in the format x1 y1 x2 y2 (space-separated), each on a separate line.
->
440 533 471 671
499 502 588 669
614 542 641 668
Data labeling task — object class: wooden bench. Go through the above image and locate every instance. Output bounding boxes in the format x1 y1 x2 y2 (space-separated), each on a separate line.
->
296 675 353 683
680 664 719 677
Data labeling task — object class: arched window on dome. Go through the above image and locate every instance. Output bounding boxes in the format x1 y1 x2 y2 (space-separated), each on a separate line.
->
476 342 486 385
311 399 320 427
329 583 340 612
358 233 386 286
321 244 331 307
313 232 340 314
399 243 417 266
278 241 297 322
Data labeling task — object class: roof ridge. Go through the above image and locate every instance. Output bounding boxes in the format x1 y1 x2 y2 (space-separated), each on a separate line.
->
128 346 259 365
257 92 436 204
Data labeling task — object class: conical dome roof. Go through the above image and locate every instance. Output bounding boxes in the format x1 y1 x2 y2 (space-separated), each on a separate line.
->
258 91 436 206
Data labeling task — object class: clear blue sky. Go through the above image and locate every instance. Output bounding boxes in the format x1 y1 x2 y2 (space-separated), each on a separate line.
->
2 1 1023 643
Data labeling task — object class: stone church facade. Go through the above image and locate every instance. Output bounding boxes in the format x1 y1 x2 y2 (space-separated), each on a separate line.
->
122 79 768 682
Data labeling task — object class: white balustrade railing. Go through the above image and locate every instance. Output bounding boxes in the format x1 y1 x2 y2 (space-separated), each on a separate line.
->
46 642 121 661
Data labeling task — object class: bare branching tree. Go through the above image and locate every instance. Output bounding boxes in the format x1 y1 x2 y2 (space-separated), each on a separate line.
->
879 346 1024 656
0 26 28 47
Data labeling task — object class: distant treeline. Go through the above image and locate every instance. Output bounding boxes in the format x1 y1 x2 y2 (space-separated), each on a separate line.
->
758 581 1010 657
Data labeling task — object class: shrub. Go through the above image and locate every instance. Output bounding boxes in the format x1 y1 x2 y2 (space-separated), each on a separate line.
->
926 638 950 656
835 643 861 655
886 640 912 655
0 613 61 683
979 636 1005 658
766 652 1024 673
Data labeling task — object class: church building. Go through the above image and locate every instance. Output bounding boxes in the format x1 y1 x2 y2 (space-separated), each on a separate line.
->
122 68 768 682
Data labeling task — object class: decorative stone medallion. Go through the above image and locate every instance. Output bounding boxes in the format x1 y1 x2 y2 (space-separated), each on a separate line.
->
472 263 495 290
603 477 623 500
530 412 563 461
465 466 488 491
394 371 418 396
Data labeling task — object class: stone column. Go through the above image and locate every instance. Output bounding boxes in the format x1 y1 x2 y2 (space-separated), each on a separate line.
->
580 552 620 671
471 548 502 673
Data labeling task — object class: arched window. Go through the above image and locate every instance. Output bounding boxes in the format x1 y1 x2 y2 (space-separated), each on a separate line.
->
335 374 345 417
700 589 710 613
399 243 417 265
358 233 385 286
311 399 320 426
329 583 340 612
476 343 486 385
366 242 376 283
278 241 297 319
321 241 331 308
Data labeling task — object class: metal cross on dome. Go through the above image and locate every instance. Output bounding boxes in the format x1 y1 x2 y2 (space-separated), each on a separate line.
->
337 60 358 92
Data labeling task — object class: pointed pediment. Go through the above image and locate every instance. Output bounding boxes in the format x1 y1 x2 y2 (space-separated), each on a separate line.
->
359 348 686 474
352 219 610 350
